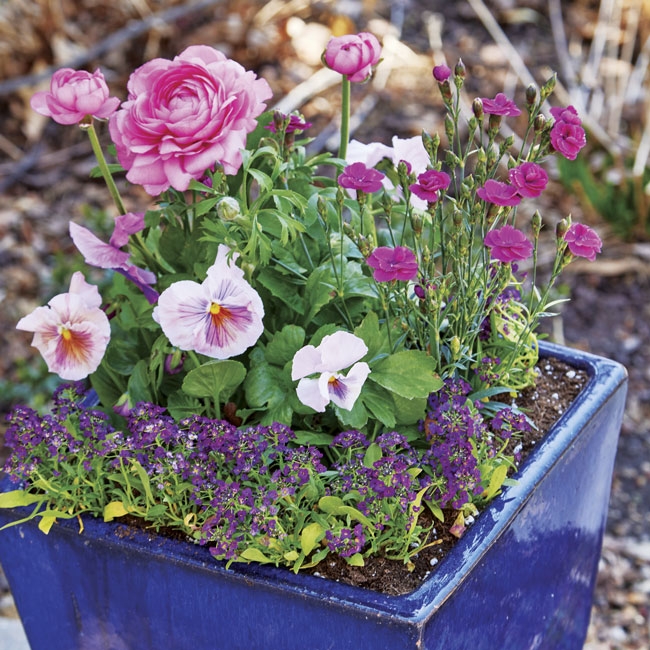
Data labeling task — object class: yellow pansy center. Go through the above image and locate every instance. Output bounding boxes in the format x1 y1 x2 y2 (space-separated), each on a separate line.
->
328 376 338 385
60 327 72 341
209 302 221 315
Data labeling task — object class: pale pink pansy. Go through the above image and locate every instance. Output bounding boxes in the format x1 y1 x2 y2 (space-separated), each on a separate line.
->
291 331 370 412
153 244 264 359
16 272 111 381
69 219 159 304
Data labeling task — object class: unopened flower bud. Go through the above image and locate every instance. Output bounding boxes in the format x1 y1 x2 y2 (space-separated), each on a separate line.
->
165 351 185 375
489 113 502 132
540 73 557 101
412 215 423 234
454 59 466 79
422 130 436 159
272 110 285 132
444 115 455 143
450 335 461 357
556 218 569 241
472 97 484 119
534 114 546 132
317 196 328 219
440 80 452 102
525 84 537 105
217 197 240 221
532 211 542 235
453 209 462 228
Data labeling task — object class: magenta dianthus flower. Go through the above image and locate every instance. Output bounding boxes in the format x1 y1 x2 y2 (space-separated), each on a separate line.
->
481 93 521 117
563 223 602 261
550 105 581 126
484 225 533 263
550 121 586 160
31 68 120 125
109 45 272 195
432 64 451 82
476 179 521 207
366 246 418 282
324 32 381 83
508 162 548 198
337 162 385 193
409 169 451 203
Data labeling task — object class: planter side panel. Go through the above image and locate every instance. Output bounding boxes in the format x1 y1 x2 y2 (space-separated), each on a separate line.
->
421 380 626 650
0 518 418 650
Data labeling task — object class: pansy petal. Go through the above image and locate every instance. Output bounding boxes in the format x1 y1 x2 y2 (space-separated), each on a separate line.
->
206 244 245 281
328 362 370 410
68 271 103 309
297 377 330 412
291 345 324 380
156 280 210 351
69 222 130 270
317 331 368 373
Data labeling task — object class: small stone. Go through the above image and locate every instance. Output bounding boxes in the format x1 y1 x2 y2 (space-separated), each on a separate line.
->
551 393 559 400
430 557 439 566
566 370 576 378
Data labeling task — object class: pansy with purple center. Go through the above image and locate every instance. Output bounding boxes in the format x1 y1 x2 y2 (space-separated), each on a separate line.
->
69 215 158 304
481 93 521 117
409 169 451 203
563 223 602 261
337 162 385 193
476 179 521 207
291 331 370 413
153 244 264 359
484 225 533 263
366 246 418 282
508 162 548 198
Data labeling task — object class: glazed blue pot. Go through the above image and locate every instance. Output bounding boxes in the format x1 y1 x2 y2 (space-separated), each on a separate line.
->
0 342 627 650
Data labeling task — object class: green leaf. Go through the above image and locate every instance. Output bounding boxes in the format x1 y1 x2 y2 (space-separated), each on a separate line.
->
309 324 340 347
425 499 445 523
244 363 285 407
38 516 56 534
104 339 141 375
90 362 124 408
284 550 300 562
391 393 428 425
333 400 368 429
182 360 246 401
239 547 271 563
304 265 336 324
265 325 305 366
293 430 335 447
131 460 155 505
0 490 46 509
343 262 378 299
90 163 124 178
257 268 305 315
103 501 129 522
128 360 154 404
248 168 273 193
363 443 382 469
361 382 396 428
167 390 202 420
192 197 220 217
317 497 373 528
300 522 324 556
346 553 365 567
370 351 443 399
354 311 389 362
483 464 509 501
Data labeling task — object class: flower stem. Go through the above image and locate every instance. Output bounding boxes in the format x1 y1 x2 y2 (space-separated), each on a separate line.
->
338 76 351 161
83 121 127 217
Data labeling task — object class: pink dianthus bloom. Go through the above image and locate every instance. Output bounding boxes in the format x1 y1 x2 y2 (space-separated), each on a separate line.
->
432 65 451 82
109 46 272 195
16 272 111 380
484 225 533 263
409 169 451 203
563 223 602 261
481 93 521 117
477 180 522 207
292 332 370 412
30 68 120 125
366 246 418 282
550 105 581 126
69 218 159 305
508 162 549 198
550 121 586 160
153 245 264 359
324 32 381 83
338 162 385 193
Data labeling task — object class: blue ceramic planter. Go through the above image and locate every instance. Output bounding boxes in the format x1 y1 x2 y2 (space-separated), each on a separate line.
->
0 342 627 650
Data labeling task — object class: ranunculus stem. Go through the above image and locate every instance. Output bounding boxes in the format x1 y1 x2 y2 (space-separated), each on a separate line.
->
84 121 127 217
338 76 351 161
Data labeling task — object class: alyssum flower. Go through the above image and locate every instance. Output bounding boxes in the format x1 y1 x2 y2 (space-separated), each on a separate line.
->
154 244 264 359
16 272 111 381
292 332 370 412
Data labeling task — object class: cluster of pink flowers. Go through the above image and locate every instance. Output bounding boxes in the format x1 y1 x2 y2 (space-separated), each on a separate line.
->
550 105 586 160
477 162 548 207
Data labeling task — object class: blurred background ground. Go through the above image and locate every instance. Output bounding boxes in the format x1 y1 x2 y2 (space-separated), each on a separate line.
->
0 0 649 647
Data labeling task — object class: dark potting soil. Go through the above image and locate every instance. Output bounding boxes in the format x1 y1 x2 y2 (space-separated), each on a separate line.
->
114 357 588 596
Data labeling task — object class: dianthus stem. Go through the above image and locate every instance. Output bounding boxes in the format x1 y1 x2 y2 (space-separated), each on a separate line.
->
338 76 351 161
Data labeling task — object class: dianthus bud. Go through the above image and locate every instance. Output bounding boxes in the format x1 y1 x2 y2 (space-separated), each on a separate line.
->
272 110 285 133
534 114 546 132
488 113 502 132
472 97 484 119
454 59 466 79
450 335 461 357
445 115 455 143
317 196 328 219
217 197 240 221
532 211 542 235
540 73 557 101
525 84 537 105
556 218 569 241
453 209 462 228
422 130 436 159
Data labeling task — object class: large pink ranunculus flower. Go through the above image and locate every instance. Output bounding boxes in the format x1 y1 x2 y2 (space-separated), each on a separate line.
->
292 331 370 412
324 32 381 83
564 223 602 261
30 68 120 125
153 244 264 359
16 272 111 380
109 46 273 195
484 225 533 263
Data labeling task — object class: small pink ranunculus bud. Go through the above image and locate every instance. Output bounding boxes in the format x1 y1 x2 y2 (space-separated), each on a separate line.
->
30 68 120 125
324 32 381 83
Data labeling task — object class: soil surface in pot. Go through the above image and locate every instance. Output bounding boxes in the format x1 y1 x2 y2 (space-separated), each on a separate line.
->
114 356 587 596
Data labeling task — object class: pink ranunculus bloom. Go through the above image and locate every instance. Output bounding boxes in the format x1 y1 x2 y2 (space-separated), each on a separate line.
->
16 272 111 381
292 331 370 412
550 105 581 126
484 225 534 263
432 64 451 82
30 68 120 125
409 169 451 203
550 121 586 160
338 162 385 193
481 93 521 117
366 246 418 282
69 221 159 305
153 244 264 359
508 162 549 198
109 45 272 195
477 179 522 207
264 114 312 134
563 223 602 261
324 32 381 83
